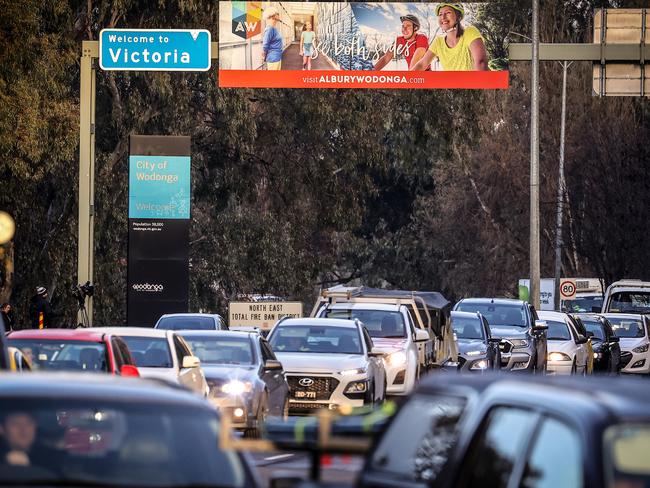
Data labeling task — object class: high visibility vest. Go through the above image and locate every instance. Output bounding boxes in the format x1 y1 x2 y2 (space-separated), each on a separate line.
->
38 312 44 329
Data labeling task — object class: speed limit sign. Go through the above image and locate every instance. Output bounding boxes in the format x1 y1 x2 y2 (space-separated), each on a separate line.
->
560 279 577 299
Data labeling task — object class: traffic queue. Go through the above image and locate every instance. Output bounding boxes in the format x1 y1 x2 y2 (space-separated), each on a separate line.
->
1 279 649 487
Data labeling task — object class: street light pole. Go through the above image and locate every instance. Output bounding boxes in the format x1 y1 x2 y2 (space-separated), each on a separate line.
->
530 0 541 309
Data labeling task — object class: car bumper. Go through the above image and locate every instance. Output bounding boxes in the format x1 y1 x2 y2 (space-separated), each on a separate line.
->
500 351 533 372
286 373 369 415
547 361 574 375
620 351 650 374
443 356 492 373
209 395 257 429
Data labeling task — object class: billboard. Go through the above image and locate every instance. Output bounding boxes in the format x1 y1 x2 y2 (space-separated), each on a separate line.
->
218 1 509 89
128 135 191 327
229 301 303 330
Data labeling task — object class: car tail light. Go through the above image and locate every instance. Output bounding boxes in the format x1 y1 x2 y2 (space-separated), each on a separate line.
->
120 365 140 377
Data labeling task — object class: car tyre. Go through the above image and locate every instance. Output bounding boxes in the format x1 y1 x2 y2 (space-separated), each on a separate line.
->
245 394 268 439
571 360 577 375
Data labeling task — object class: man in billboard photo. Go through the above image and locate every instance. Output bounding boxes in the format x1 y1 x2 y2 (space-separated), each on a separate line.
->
374 14 430 71
299 22 316 70
262 6 283 70
411 3 488 71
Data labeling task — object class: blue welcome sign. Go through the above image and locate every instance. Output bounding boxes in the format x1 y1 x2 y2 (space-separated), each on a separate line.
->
100 29 211 71
129 155 191 219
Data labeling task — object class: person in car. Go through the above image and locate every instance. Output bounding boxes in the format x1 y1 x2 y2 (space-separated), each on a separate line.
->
0 411 62 469
411 3 488 71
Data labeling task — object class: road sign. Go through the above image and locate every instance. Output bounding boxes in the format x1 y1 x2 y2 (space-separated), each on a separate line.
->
229 301 303 331
560 279 577 300
99 29 211 71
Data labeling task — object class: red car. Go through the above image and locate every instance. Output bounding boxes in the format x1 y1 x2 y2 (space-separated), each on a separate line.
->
6 329 139 376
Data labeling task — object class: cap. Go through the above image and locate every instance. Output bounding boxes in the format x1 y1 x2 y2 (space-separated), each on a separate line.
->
36 286 47 296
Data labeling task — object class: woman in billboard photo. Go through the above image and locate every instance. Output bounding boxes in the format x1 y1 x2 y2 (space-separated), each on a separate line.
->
411 3 488 71
300 22 316 70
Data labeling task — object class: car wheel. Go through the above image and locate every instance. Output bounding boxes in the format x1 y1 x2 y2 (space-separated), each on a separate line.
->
245 395 268 439
571 360 577 375
282 399 289 420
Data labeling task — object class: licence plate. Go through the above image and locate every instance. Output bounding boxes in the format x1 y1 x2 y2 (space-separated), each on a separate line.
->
294 391 316 399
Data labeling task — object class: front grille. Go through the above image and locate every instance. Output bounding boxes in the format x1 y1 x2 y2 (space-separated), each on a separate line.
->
620 351 633 367
287 376 339 401
499 340 513 354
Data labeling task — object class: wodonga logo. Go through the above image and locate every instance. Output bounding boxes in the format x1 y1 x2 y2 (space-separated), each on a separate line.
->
232 1 262 40
132 283 164 293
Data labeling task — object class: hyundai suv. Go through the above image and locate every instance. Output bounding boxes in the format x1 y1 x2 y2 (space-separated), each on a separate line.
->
454 298 548 373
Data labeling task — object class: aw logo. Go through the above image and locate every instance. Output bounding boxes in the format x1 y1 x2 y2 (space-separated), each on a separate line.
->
232 1 262 40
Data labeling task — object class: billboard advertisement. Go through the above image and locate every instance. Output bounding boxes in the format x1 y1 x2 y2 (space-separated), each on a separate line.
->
128 135 191 327
219 1 508 89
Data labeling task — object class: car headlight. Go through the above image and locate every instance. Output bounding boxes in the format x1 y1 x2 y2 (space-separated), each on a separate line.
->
386 351 407 367
470 359 489 370
633 343 649 354
511 339 529 348
548 352 571 361
465 350 485 357
339 368 366 376
221 380 252 395
593 352 602 359
344 381 368 393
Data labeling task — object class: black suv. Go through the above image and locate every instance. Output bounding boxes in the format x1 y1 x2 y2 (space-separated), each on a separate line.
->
454 298 547 373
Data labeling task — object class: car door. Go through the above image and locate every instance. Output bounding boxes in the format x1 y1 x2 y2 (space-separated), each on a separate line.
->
362 326 385 400
259 338 288 415
570 316 591 373
529 305 546 371
482 316 500 368
173 334 202 393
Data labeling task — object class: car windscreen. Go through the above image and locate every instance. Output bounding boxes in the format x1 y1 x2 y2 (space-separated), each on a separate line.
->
563 295 603 313
0 400 246 487
609 291 650 314
369 394 466 482
456 303 527 327
451 315 485 340
545 320 572 341
182 336 254 365
608 317 646 338
8 340 108 372
120 337 173 368
269 325 362 354
156 316 215 331
324 309 406 338
605 424 650 487
581 319 606 341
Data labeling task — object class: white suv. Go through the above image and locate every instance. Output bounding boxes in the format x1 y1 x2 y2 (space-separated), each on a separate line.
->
315 302 427 395
267 318 386 414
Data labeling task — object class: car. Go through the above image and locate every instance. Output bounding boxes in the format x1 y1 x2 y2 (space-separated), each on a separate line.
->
562 292 603 313
6 329 139 377
538 310 590 375
178 330 290 437
91 327 208 396
454 298 548 373
154 312 227 331
7 346 32 372
267 317 386 414
603 313 650 375
434 375 650 488
446 311 501 372
601 279 650 314
0 373 260 487
574 313 621 374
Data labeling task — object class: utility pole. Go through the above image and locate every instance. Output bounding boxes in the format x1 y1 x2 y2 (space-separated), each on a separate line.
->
530 0 541 309
554 61 572 311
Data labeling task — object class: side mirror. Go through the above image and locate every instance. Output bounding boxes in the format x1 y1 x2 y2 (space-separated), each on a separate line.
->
120 364 140 377
610 336 620 343
182 356 200 369
576 336 588 345
585 331 594 338
488 338 502 344
534 320 548 331
369 349 386 358
264 359 283 371
414 328 430 342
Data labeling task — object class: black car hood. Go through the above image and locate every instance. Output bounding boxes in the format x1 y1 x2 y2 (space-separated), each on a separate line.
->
458 339 487 355
489 326 529 340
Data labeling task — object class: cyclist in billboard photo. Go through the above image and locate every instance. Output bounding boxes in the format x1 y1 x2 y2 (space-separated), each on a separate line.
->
374 14 430 71
262 6 283 70
411 3 488 71
299 22 316 70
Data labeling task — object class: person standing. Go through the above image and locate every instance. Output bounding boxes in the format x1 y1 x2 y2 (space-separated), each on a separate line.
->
411 3 488 71
374 14 429 71
28 287 54 329
262 7 283 70
1 303 14 331
299 22 316 70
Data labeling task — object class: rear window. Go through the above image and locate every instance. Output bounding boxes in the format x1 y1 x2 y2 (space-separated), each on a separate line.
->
156 316 215 331
8 340 108 372
605 424 650 487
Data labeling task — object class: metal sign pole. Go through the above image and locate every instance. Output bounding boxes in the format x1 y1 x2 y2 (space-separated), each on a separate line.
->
530 0 541 310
